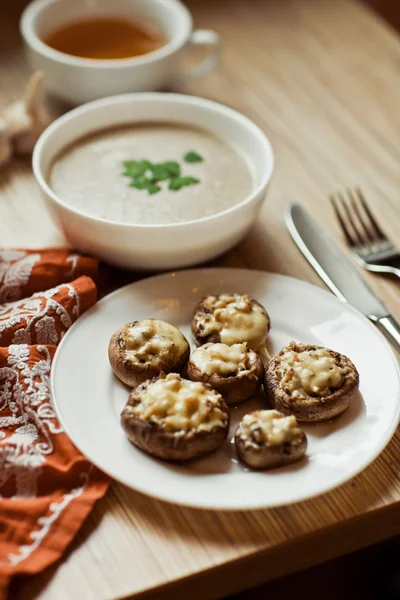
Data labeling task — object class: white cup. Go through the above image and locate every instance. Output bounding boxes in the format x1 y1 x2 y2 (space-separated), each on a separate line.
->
20 0 221 105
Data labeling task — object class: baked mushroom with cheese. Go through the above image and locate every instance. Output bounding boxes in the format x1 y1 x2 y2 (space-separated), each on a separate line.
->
265 342 359 422
185 342 264 405
191 293 270 352
235 409 307 469
121 373 230 461
108 319 190 388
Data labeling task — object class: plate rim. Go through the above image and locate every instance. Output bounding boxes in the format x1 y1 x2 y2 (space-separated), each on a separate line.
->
51 267 400 510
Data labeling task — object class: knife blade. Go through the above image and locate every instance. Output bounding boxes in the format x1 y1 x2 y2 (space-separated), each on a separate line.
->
285 203 400 351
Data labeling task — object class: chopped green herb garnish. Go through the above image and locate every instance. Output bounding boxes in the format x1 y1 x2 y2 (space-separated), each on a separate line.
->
129 176 151 189
184 151 203 163
122 156 203 195
129 177 161 194
150 161 181 181
163 161 181 177
122 160 152 177
147 183 162 195
169 176 200 191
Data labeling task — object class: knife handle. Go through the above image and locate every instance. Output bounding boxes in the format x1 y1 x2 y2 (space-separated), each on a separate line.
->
372 315 400 354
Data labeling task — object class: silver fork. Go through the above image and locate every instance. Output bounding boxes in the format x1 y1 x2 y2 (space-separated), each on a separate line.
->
330 187 400 278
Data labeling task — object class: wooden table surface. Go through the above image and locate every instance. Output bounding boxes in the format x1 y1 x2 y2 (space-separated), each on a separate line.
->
2 0 400 598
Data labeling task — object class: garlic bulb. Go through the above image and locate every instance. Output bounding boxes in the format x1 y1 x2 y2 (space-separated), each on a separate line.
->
0 119 12 167
4 71 50 155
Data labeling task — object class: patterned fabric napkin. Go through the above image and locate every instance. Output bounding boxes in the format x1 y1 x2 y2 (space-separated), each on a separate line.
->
0 248 110 598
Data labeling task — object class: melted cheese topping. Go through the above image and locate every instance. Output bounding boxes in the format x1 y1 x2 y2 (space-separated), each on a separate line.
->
190 342 251 377
276 346 345 398
196 294 269 350
128 373 228 433
123 319 187 369
238 410 303 447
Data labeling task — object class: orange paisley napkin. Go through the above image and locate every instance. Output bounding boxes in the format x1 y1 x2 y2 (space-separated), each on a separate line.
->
0 248 110 598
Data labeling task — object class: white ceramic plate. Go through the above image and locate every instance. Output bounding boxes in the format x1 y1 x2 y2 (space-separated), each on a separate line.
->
51 268 400 510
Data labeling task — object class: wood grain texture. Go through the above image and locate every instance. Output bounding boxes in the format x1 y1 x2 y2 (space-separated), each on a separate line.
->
2 0 400 598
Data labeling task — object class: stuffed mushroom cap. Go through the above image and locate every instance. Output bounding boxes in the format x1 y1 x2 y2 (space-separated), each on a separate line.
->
191 293 270 351
121 372 230 461
185 342 264 405
235 409 307 469
108 318 190 388
265 341 359 422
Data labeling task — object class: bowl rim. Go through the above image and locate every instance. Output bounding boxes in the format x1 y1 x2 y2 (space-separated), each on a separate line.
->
32 92 275 230
20 0 192 69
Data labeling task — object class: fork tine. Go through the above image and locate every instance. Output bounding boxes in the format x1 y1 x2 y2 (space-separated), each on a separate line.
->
337 192 365 246
330 194 356 247
355 187 386 241
346 187 375 243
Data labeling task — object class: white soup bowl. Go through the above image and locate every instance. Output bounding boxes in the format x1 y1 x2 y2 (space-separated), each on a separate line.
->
32 93 274 270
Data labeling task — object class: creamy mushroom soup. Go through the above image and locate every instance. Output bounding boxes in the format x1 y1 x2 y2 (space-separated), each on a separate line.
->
49 123 255 225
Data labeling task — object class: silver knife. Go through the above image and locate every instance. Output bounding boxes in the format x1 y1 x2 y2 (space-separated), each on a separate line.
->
286 203 400 352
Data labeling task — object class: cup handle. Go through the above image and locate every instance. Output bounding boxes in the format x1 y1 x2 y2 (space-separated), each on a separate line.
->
181 29 221 82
